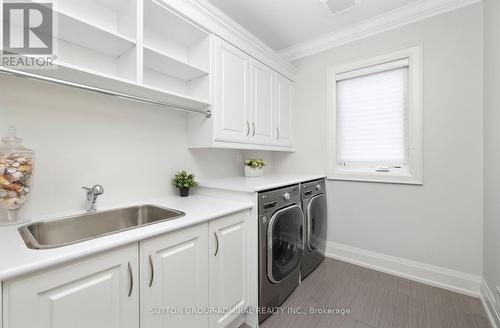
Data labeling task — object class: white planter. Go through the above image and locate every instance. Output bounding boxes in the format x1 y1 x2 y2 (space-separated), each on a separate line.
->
245 166 264 178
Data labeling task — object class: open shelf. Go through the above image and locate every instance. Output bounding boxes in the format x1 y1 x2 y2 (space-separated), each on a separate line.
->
142 0 211 105
143 0 210 71
15 60 210 112
56 10 136 58
143 45 208 81
5 0 212 114
55 0 137 40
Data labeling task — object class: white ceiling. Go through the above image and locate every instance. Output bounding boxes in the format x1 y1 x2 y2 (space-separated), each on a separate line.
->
204 0 420 51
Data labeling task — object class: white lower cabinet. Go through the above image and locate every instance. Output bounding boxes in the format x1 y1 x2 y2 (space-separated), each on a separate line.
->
209 212 248 328
2 210 250 328
2 244 139 328
140 223 209 328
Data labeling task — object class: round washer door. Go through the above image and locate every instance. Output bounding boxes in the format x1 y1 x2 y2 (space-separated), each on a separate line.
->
307 194 327 252
267 204 304 283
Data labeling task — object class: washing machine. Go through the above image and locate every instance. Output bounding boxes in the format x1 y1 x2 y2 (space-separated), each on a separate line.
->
258 184 304 323
300 179 327 279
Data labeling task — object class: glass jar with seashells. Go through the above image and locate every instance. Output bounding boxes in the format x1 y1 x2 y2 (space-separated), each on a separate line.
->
0 126 34 225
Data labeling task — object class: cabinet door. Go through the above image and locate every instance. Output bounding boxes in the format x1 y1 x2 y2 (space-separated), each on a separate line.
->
250 59 275 144
214 37 252 143
209 212 248 328
3 245 139 328
275 74 294 147
140 223 209 328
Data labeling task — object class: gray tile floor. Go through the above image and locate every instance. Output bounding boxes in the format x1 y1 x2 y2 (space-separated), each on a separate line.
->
259 258 491 328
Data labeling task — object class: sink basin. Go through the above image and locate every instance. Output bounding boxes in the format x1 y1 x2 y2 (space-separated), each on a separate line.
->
19 205 185 249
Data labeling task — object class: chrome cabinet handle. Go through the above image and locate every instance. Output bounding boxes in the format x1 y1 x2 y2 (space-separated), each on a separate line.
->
214 232 219 256
148 255 155 288
246 121 250 136
252 122 256 136
127 261 133 297
276 128 280 140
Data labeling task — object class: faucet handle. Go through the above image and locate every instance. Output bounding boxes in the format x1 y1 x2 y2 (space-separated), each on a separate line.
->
91 185 104 196
82 185 104 196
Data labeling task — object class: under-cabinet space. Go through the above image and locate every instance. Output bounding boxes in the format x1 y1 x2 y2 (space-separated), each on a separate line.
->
55 0 137 41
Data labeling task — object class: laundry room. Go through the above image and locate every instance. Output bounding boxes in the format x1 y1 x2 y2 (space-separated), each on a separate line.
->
0 0 497 327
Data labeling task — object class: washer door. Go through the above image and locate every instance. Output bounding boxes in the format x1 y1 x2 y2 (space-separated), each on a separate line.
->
307 194 327 252
267 205 304 283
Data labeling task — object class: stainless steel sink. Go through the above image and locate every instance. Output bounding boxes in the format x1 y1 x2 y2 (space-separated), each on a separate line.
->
19 205 185 249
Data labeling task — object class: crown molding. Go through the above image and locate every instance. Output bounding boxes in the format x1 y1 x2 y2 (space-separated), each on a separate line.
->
161 0 297 80
279 0 481 61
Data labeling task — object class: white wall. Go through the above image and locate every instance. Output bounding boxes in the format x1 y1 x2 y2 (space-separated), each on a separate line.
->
0 76 274 221
274 5 484 276
483 0 500 308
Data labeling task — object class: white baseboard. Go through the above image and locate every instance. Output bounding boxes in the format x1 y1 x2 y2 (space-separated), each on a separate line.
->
325 241 481 297
481 278 500 328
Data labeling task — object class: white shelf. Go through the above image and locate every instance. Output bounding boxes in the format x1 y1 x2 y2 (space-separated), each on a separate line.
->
56 10 136 58
144 0 208 47
55 0 137 40
143 45 208 81
7 0 212 114
16 60 210 112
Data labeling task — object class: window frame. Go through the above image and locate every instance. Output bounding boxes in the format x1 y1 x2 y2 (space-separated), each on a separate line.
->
326 45 423 185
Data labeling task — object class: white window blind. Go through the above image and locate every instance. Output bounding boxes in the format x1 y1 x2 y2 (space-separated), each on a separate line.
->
336 59 409 167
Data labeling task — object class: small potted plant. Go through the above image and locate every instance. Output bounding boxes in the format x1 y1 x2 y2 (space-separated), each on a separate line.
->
244 158 265 178
171 170 197 197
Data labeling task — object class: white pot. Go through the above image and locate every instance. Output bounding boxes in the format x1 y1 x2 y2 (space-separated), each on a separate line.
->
245 166 264 178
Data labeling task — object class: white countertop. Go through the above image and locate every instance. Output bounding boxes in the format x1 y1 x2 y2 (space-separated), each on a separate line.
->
198 174 326 192
0 195 252 281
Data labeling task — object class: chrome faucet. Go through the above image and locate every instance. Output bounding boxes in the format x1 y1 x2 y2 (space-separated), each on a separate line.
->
82 185 104 212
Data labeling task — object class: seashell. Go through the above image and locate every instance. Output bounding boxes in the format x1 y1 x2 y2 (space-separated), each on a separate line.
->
12 171 22 180
6 167 17 174
12 183 23 192
0 164 5 173
3 182 20 191
18 165 31 173
23 186 30 193
0 175 8 185
10 161 20 168
6 191 17 198
16 157 26 163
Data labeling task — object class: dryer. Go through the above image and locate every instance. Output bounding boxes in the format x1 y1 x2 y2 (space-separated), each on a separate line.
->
300 179 327 279
258 184 304 323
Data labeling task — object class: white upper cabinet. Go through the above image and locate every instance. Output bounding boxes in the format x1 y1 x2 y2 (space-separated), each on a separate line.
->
213 38 252 143
275 75 294 147
189 36 295 151
250 59 275 145
2 245 139 328
140 223 209 328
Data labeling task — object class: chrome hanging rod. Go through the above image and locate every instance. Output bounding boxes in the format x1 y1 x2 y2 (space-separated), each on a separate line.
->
0 66 212 118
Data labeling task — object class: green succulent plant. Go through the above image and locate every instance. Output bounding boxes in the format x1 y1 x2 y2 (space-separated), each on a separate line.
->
171 170 197 188
244 158 266 169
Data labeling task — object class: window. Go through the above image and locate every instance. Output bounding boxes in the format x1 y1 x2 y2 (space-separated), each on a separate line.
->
326 46 423 184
